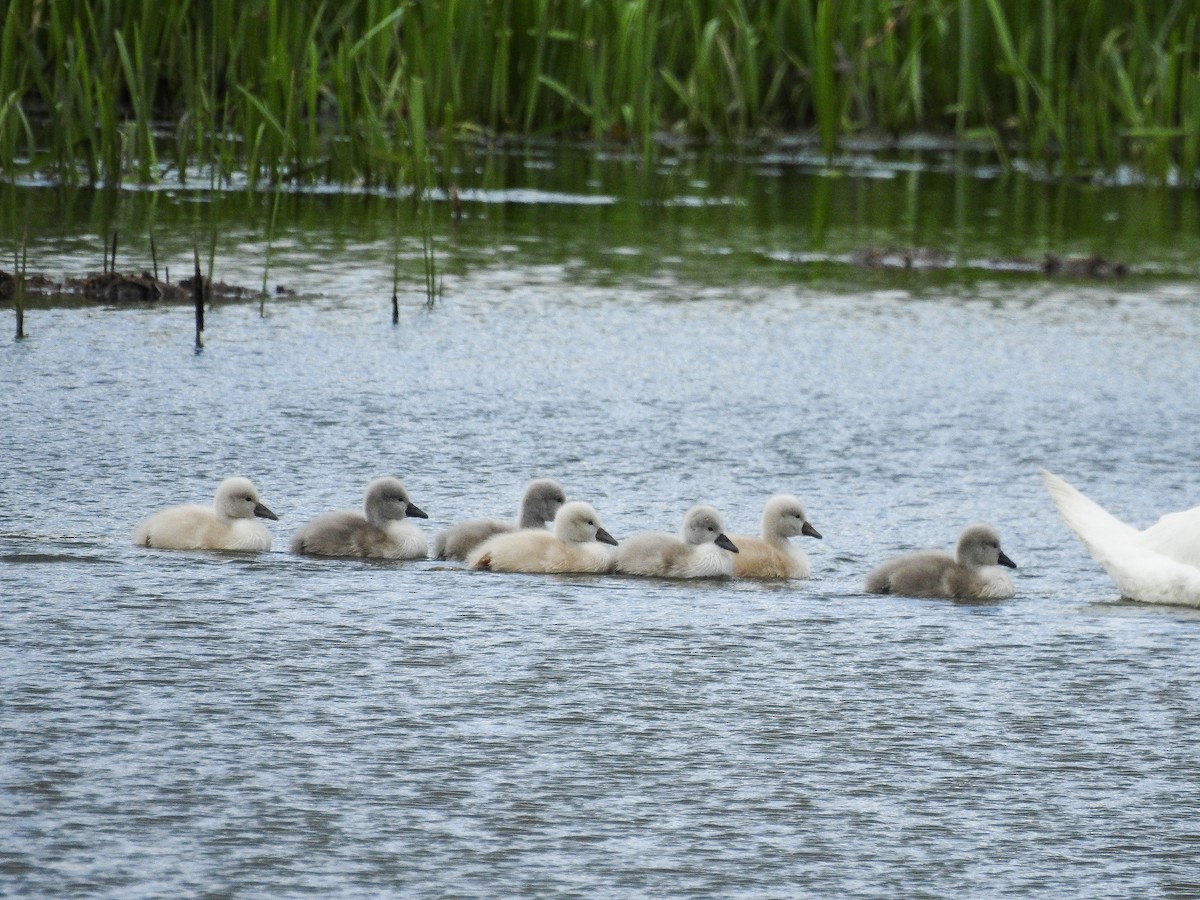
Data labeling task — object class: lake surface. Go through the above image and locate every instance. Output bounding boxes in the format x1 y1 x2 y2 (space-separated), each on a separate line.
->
3 142 1200 896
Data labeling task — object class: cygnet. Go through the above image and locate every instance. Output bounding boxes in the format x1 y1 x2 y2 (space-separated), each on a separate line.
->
864 523 1016 600
730 494 822 579
133 477 278 552
433 478 566 561
468 501 618 574
615 505 739 578
290 477 428 559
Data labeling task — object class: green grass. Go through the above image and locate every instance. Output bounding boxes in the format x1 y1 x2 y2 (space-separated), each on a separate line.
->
1 0 1198 186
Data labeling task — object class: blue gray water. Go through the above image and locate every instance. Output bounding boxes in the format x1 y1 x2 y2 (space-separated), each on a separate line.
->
3 152 1200 896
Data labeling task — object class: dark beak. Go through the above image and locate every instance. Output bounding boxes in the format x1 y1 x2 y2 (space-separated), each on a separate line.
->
716 533 739 553
998 550 1016 569
596 526 618 546
802 521 823 539
406 502 429 519
254 502 279 521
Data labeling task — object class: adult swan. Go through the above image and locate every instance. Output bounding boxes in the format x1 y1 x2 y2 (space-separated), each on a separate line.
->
1041 469 1200 606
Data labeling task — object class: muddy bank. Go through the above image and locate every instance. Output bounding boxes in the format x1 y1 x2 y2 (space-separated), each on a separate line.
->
0 269 274 304
781 249 1130 279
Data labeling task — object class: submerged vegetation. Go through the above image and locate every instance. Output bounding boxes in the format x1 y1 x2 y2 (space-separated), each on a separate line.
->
0 0 1198 187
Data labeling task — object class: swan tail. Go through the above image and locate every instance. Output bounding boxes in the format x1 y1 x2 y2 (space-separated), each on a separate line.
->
1040 469 1142 565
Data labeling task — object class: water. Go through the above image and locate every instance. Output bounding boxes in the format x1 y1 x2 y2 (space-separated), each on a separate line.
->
3 144 1200 896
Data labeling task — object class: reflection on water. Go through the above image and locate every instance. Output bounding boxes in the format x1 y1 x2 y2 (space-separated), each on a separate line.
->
2 145 1200 896
3 141 1200 302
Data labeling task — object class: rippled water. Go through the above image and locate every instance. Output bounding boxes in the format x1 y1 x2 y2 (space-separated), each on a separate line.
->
3 146 1200 896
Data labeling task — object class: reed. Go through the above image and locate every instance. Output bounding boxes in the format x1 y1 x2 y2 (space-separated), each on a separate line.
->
14 230 27 339
192 239 204 349
0 0 1197 185
406 76 440 308
391 191 402 325
261 189 282 316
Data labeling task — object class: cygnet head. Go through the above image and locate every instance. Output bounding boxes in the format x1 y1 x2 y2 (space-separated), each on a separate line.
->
364 477 427 526
764 494 822 540
956 523 1015 569
522 478 567 526
554 501 618 546
681 505 739 553
216 477 278 521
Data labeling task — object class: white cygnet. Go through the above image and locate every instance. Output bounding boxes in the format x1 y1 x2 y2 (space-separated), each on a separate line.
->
864 523 1016 600
433 478 566 561
730 494 822 579
133 477 278 552
468 501 618 574
290 477 428 559
615 504 739 578
1042 469 1200 606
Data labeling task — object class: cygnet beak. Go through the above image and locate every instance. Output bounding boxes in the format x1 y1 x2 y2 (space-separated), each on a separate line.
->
596 526 618 546
254 502 279 521
802 521 823 539
406 502 429 519
998 550 1016 569
716 533 739 553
